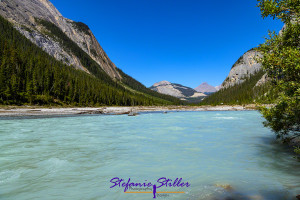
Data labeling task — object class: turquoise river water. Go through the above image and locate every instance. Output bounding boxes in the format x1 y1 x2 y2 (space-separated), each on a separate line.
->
0 111 299 200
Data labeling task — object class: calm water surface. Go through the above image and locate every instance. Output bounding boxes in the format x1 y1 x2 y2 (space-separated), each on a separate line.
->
0 111 299 200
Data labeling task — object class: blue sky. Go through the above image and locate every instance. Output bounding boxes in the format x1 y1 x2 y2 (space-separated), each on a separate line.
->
51 0 283 88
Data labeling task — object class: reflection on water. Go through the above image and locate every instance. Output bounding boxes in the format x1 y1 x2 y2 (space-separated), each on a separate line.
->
0 111 299 200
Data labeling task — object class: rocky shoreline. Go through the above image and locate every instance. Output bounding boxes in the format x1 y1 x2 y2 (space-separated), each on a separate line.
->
0 105 260 116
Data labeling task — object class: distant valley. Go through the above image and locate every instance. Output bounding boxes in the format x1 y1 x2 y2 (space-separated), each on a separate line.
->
149 48 272 105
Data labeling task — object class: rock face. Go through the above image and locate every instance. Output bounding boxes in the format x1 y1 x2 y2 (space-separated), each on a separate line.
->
0 0 121 79
255 73 269 87
194 82 217 94
221 50 263 89
215 85 221 91
150 81 206 100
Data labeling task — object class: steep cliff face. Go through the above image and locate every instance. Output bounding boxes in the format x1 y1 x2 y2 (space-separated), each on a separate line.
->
0 0 121 79
150 81 206 100
221 50 263 88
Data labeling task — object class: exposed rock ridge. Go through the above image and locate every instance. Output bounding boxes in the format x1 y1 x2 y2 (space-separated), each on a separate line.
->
221 50 263 89
0 0 121 79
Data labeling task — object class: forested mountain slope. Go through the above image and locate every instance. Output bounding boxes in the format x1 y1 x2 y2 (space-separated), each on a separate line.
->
0 0 181 106
0 0 121 79
0 16 181 106
200 48 276 105
200 70 275 105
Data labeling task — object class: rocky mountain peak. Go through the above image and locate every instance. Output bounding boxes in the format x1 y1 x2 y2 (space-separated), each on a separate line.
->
153 80 171 87
194 82 217 94
150 81 206 101
221 49 263 89
0 0 62 27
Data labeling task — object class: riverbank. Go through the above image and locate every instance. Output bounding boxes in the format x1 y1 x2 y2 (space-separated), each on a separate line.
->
0 104 261 116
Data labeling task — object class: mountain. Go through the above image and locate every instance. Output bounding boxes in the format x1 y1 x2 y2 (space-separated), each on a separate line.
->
220 49 264 89
0 0 121 79
194 82 217 94
150 81 206 102
0 0 181 106
200 48 274 105
199 23 286 105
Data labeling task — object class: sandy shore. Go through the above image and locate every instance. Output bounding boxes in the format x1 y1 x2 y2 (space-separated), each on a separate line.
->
0 105 261 116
